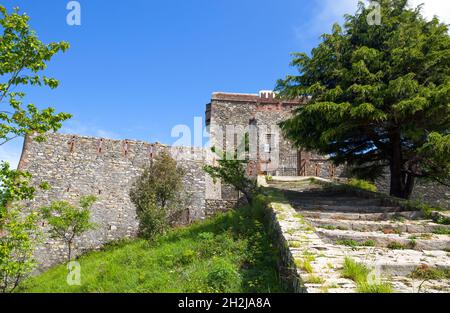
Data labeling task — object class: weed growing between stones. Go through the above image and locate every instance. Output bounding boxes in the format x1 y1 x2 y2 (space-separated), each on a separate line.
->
341 257 392 294
433 227 450 235
410 265 450 280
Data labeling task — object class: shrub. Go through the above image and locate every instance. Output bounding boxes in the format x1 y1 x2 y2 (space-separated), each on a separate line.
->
206 259 240 293
130 152 187 240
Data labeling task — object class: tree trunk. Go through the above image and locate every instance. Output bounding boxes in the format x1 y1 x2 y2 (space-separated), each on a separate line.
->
389 131 405 198
389 131 416 199
403 173 416 200
67 241 72 261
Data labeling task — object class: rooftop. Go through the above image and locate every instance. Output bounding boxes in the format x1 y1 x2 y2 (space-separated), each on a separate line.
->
211 91 305 105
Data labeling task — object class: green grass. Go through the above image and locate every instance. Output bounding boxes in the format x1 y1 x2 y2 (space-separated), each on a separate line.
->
18 197 285 293
341 257 393 294
295 259 314 274
357 282 393 293
336 239 376 248
387 242 407 250
341 258 371 283
346 179 378 193
410 265 450 280
304 275 325 284
433 227 450 235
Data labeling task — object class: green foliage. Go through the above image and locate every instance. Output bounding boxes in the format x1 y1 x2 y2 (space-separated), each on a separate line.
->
433 214 450 226
0 162 47 293
357 281 393 293
0 162 35 217
130 152 187 240
277 0 450 199
206 259 241 293
342 257 370 284
346 178 378 193
410 264 450 280
0 208 41 293
341 257 392 293
336 239 375 248
0 6 72 293
204 134 258 203
387 241 408 250
295 258 314 273
18 197 285 293
0 6 71 146
42 196 97 261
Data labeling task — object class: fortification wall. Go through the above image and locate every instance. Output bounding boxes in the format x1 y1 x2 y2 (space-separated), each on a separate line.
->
18 133 228 270
375 176 450 209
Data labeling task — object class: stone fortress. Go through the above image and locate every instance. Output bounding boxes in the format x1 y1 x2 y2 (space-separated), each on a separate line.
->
18 91 449 269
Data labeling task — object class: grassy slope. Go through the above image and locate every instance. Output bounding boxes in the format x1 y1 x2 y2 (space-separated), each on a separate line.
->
19 199 285 293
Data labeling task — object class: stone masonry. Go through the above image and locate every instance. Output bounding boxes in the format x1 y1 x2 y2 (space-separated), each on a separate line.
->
15 90 449 270
18 133 225 269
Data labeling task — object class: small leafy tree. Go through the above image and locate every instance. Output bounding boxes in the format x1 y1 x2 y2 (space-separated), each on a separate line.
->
0 162 45 293
130 152 187 240
0 162 35 219
276 0 450 199
0 6 71 291
0 208 40 293
204 134 258 203
42 196 97 261
0 6 71 146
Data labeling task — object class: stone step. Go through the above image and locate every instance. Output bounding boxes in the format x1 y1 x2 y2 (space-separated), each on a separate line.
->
298 210 424 221
309 218 450 234
293 204 402 213
288 198 383 206
316 229 450 251
293 244 450 283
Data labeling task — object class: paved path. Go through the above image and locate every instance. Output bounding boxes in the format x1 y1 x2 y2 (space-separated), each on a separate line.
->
268 179 450 293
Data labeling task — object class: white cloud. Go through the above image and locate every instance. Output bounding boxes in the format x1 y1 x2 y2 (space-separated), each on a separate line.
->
296 0 449 45
409 0 450 24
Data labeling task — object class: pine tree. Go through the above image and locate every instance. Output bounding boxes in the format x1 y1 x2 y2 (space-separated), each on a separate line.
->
276 0 450 199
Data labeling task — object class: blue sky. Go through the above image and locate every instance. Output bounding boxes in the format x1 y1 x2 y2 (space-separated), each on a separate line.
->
1 0 449 167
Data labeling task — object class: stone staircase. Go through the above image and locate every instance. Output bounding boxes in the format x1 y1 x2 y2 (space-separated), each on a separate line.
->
267 179 450 293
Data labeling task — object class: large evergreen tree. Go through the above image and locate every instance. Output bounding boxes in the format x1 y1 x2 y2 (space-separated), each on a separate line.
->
276 0 450 199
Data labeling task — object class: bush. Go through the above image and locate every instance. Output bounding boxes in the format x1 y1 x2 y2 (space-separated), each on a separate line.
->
130 152 187 240
206 259 240 293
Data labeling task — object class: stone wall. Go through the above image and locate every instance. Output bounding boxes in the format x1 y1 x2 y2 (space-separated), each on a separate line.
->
18 133 232 270
206 92 341 180
375 176 450 209
208 92 302 178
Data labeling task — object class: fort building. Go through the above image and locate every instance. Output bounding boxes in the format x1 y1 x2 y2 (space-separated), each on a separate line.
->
17 90 448 269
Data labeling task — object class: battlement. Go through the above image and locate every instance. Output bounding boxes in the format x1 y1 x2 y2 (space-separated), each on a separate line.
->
211 91 305 105
18 133 212 171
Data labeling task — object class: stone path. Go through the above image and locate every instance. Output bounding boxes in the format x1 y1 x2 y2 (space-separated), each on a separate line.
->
267 178 450 293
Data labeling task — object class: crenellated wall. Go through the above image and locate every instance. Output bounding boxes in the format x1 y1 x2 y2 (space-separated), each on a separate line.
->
18 133 232 270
